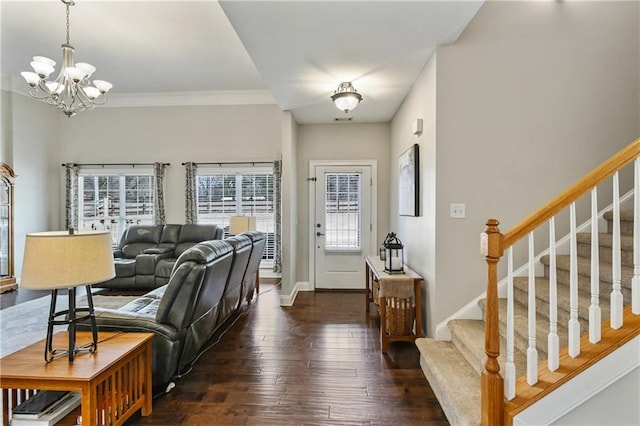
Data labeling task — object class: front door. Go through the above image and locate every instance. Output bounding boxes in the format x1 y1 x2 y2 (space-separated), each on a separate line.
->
313 164 373 289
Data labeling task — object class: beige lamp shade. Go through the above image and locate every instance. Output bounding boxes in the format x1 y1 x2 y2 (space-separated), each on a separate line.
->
21 230 115 289
229 216 257 234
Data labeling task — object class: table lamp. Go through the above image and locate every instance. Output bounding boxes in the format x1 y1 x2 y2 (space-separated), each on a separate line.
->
20 230 115 362
229 215 257 235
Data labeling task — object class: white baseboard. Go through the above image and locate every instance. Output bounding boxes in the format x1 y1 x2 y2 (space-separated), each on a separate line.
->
297 281 313 292
279 281 312 306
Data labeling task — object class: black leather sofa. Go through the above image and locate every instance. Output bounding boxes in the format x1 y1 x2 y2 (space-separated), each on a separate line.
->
82 232 265 391
95 224 224 290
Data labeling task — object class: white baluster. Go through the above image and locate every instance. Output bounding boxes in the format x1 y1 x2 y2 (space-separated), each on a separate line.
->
589 188 601 343
611 172 623 329
505 247 516 400
548 217 559 371
527 232 538 385
568 202 580 357
633 158 640 315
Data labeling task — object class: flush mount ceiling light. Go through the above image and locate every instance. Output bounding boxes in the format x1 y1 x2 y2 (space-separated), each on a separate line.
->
20 0 112 118
330 82 363 113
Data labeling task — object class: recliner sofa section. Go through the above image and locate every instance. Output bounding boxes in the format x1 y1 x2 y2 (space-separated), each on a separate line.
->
82 232 266 391
95 223 224 290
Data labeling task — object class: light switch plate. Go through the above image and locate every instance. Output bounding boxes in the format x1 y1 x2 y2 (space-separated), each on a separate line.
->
450 203 466 219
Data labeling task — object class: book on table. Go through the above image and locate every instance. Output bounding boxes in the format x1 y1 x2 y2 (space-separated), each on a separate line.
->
12 391 81 425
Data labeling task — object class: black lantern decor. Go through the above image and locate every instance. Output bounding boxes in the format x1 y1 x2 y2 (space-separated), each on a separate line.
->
383 232 404 274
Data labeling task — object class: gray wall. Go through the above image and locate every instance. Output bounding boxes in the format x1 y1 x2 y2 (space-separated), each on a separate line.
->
296 122 391 285
1 90 61 277
57 104 283 224
391 1 640 336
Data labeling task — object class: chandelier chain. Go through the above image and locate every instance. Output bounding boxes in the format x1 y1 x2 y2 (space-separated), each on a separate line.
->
66 2 71 45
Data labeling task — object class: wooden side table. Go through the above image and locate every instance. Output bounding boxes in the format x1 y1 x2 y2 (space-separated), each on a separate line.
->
0 331 154 426
365 256 423 352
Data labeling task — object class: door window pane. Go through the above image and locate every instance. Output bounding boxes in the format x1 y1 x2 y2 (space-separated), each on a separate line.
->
324 172 361 250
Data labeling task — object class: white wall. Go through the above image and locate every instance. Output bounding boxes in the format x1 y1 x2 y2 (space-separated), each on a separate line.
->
391 1 640 336
280 111 298 302
2 92 60 278
390 58 437 335
296 122 391 284
57 104 283 224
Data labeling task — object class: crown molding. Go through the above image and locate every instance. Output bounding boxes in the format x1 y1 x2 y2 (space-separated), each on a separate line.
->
104 90 277 107
0 73 277 107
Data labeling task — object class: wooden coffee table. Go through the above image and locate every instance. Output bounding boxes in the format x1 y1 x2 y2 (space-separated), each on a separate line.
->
0 331 154 426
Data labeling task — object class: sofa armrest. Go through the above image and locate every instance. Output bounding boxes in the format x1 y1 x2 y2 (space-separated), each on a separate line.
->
136 252 172 275
92 308 182 341
113 250 124 258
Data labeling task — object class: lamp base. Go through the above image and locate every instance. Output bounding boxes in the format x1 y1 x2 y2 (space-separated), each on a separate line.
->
44 285 98 362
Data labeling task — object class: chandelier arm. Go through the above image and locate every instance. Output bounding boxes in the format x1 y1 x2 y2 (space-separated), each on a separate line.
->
21 0 110 117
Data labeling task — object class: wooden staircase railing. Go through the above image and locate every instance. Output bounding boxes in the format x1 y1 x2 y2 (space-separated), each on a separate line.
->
481 137 640 426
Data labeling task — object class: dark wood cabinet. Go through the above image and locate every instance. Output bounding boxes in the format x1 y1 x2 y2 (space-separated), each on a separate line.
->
0 163 16 293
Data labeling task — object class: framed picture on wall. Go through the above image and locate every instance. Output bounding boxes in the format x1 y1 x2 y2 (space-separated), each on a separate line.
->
399 144 419 216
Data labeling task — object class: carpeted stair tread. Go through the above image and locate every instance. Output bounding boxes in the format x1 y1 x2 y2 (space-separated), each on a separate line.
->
603 210 634 237
540 254 634 293
512 276 609 329
576 232 633 250
448 319 527 376
478 298 569 360
416 338 480 426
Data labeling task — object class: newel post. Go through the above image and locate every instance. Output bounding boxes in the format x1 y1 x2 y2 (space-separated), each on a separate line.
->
481 219 504 426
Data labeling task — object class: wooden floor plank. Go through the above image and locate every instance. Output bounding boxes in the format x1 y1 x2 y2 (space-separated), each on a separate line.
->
123 284 447 425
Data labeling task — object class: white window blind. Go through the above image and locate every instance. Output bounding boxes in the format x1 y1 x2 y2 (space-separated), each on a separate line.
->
196 166 275 263
78 171 154 246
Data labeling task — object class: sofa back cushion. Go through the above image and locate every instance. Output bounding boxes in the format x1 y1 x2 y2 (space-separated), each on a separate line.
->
219 234 253 319
158 224 181 251
174 224 222 258
156 239 233 371
120 225 162 258
241 231 267 301
156 240 233 330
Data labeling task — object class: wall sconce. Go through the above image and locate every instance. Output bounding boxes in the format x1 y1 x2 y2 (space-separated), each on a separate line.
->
413 118 423 136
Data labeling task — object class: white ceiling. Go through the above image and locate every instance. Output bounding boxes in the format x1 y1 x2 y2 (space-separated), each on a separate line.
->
1 0 483 124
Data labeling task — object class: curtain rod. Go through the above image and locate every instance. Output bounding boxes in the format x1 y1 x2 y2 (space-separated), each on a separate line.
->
62 162 170 167
181 161 275 166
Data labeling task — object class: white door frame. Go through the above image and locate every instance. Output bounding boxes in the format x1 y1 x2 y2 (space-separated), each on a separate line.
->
308 159 378 289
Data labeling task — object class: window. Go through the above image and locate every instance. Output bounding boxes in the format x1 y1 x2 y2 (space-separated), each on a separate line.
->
324 172 361 250
78 172 155 245
196 167 275 263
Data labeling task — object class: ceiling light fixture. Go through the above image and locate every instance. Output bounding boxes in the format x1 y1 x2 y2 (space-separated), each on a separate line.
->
20 0 112 118
330 82 363 113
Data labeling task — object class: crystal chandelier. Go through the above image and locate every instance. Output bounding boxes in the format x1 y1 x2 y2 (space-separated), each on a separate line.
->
20 0 112 118
330 82 363 113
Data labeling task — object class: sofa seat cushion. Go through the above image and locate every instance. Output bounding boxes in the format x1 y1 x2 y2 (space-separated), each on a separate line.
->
155 259 176 279
113 258 137 277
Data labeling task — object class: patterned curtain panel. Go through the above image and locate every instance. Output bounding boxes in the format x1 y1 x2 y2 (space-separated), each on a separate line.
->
153 162 167 225
184 162 198 224
273 159 282 273
64 164 79 230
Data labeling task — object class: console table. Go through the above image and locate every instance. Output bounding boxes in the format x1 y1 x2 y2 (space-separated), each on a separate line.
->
365 256 423 352
0 331 153 426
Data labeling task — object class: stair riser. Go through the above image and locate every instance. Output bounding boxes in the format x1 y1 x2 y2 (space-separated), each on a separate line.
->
605 218 634 237
480 303 553 359
576 241 633 266
513 285 596 332
450 330 485 374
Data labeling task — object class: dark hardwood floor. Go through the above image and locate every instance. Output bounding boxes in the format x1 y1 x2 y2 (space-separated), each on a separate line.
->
128 283 448 425
1 282 448 425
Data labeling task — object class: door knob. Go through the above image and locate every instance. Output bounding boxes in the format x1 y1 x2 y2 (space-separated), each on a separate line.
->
316 231 325 237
